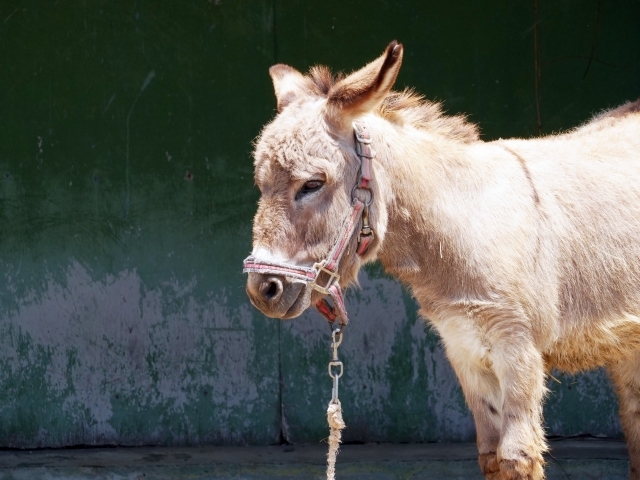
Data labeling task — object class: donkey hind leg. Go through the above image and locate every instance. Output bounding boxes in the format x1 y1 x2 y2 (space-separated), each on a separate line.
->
608 352 640 480
492 336 548 480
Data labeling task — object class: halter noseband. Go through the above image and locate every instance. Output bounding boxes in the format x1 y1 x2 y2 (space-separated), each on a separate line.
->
243 121 375 329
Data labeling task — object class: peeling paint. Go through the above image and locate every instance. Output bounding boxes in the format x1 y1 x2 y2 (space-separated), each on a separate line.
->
0 261 280 447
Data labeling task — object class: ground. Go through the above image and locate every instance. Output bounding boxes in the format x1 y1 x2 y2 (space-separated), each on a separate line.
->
0 438 627 480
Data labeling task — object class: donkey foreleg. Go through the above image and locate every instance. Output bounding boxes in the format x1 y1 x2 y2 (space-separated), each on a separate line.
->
608 352 640 480
442 320 548 480
492 336 548 480
447 357 503 480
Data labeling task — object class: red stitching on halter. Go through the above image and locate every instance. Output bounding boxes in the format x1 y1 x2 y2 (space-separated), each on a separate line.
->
242 260 317 282
243 121 375 328
324 200 364 271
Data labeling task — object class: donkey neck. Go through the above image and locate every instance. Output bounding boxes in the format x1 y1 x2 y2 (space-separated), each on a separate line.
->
366 115 480 282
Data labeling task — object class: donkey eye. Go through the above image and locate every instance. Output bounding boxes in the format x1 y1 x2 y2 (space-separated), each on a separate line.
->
295 180 324 200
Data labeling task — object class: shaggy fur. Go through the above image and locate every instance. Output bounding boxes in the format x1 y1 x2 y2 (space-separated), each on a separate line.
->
245 41 640 480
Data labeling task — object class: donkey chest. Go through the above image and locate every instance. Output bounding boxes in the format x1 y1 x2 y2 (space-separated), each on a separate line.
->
428 312 495 370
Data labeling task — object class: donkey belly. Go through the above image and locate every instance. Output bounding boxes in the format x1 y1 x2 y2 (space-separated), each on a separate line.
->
544 313 640 373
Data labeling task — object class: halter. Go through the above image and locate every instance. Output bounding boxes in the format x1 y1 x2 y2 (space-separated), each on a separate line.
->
243 121 375 329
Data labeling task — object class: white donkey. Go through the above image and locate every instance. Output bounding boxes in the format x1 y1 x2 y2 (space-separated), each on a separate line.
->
244 41 640 479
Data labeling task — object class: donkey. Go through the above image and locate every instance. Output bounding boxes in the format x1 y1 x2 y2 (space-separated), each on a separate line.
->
244 41 640 480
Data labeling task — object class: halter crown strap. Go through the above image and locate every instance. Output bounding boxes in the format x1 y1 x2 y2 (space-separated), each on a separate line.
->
243 121 375 328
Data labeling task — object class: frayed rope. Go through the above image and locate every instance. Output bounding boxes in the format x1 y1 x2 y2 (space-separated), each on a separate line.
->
326 400 345 480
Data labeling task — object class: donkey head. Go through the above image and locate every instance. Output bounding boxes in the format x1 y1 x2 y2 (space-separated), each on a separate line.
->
246 41 403 320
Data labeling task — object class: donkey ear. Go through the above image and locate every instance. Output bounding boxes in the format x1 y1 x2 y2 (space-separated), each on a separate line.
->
269 64 309 113
326 41 403 124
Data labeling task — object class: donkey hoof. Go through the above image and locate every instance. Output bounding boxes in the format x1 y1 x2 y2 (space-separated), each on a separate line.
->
478 452 501 479
499 454 545 480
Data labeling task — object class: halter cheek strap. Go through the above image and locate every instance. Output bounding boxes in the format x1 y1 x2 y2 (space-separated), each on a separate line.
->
243 121 375 328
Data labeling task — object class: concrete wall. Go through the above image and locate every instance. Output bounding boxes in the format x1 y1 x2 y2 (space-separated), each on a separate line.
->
0 0 638 447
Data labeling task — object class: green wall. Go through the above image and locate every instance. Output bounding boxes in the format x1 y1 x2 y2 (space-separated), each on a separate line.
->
0 0 638 447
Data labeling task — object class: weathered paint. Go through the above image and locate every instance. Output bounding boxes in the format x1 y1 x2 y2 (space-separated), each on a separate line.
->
0 0 280 447
0 0 638 447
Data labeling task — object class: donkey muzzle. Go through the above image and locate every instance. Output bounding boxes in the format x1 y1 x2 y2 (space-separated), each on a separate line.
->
246 272 310 319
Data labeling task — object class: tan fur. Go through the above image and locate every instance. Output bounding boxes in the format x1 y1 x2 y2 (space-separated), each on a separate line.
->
245 41 640 480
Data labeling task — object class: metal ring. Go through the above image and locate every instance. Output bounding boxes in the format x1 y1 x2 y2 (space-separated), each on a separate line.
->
351 185 373 207
328 361 343 379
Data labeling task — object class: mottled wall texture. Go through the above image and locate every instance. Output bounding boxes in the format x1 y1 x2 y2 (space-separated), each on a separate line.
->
0 0 638 447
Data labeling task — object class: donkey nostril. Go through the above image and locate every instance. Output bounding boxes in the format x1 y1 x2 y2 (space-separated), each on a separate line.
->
259 278 282 301
263 282 277 298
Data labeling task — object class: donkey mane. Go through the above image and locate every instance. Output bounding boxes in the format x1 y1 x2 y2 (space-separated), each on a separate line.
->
307 65 480 143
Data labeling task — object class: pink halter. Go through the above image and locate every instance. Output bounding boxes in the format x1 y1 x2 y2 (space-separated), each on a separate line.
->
243 121 375 329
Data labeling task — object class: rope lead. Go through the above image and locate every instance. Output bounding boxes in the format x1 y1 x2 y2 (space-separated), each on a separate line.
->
326 400 345 480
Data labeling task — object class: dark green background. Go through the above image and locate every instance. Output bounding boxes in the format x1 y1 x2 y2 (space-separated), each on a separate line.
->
0 0 638 447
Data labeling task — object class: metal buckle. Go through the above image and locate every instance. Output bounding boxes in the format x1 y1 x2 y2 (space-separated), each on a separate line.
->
310 262 341 295
351 185 373 207
353 122 372 144
358 226 374 242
